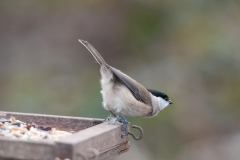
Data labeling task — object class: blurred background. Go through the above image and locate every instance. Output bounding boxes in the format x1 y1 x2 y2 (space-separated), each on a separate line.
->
0 0 240 160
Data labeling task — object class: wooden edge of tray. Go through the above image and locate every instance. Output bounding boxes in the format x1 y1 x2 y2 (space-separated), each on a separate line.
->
56 122 129 159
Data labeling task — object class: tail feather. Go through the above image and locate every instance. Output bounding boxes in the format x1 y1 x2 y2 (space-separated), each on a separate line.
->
79 39 107 66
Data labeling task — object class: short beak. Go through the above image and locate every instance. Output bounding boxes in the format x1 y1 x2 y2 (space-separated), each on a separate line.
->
168 100 173 104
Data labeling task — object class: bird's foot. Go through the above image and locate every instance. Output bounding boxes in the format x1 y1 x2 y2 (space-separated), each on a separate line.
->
116 115 129 136
107 110 130 135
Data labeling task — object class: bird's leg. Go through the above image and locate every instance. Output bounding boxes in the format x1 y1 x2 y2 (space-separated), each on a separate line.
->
116 113 129 136
109 110 117 117
104 110 115 122
107 110 129 135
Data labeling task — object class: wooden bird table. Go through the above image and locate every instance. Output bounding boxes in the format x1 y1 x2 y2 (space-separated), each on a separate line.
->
0 111 130 160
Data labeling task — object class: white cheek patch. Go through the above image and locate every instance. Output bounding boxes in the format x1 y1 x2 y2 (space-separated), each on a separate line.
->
151 95 170 116
158 98 169 110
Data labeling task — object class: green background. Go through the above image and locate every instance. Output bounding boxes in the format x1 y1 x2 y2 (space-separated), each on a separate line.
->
0 1 240 159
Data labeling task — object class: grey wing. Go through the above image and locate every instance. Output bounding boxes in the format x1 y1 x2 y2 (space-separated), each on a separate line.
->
110 67 151 105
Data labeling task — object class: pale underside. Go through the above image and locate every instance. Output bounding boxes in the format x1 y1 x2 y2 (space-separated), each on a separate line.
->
100 66 153 117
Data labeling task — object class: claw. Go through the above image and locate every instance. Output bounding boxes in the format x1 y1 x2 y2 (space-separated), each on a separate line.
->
116 114 129 135
107 110 144 140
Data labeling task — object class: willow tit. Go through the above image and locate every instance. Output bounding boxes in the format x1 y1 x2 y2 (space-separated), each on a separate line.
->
79 40 173 134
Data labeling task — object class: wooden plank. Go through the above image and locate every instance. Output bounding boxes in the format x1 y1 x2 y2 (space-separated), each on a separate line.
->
92 142 130 160
0 111 103 132
0 137 55 160
56 122 129 160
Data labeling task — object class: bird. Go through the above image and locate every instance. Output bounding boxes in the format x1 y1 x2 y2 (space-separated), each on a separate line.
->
79 39 173 134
